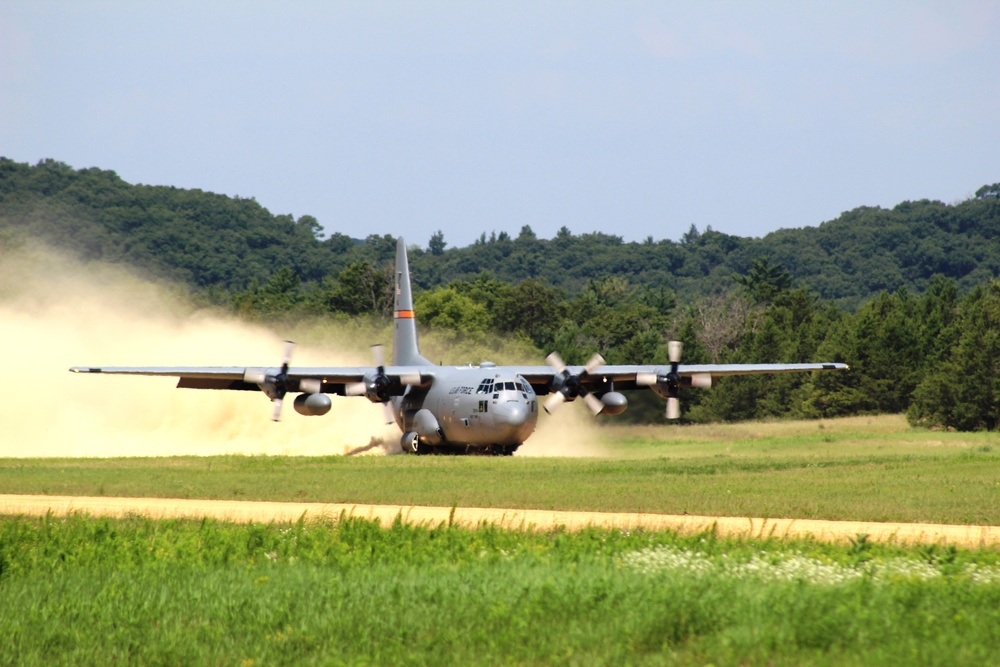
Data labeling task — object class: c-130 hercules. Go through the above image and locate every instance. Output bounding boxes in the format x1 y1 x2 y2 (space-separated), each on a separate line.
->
72 238 848 455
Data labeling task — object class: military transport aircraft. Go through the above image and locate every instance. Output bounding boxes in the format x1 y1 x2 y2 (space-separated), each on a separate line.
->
71 238 848 455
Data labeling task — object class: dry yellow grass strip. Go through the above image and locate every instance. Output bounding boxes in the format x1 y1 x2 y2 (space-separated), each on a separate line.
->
2 494 998 549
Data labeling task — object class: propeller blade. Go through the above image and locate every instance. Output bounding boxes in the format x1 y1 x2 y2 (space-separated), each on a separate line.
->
635 371 657 386
400 372 421 386
584 353 605 375
545 351 567 374
583 392 605 415
691 373 713 389
668 340 683 364
299 378 322 394
371 344 385 370
345 381 367 396
544 391 566 415
282 340 295 367
666 397 680 420
272 397 284 422
382 401 395 425
244 369 266 384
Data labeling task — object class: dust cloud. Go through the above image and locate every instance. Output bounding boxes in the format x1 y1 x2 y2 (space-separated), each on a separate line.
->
0 244 398 457
516 406 610 457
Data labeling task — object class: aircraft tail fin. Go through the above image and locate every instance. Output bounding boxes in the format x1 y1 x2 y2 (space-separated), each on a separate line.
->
393 238 432 366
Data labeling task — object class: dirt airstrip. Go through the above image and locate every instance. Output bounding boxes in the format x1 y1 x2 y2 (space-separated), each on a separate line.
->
2 494 999 549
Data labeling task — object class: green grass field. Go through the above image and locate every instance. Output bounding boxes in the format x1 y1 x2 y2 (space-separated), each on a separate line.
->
3 415 1000 664
3 415 998 524
3 514 1000 666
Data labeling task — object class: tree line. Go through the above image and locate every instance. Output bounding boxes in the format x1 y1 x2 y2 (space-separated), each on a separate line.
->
3 158 998 306
2 158 998 429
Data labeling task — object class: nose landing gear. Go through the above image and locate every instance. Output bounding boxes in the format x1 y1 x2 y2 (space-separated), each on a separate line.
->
401 432 421 454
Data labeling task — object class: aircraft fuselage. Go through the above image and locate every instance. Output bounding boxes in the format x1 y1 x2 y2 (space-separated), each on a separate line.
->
396 366 538 453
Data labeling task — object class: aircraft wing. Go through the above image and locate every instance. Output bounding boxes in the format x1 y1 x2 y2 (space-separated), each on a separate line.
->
604 362 848 389
68 365 434 394
513 362 849 394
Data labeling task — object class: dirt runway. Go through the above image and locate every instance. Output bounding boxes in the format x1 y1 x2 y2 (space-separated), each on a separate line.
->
2 494 998 548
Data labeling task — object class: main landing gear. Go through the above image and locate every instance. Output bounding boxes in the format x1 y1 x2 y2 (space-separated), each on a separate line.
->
483 443 519 457
398 433 520 456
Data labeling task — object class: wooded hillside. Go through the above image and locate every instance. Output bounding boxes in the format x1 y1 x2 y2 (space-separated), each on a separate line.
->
3 158 998 429
3 158 998 306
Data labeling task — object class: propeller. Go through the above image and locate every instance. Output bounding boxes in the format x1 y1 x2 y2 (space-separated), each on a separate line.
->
346 344 420 424
242 340 296 422
635 340 711 420
666 341 682 420
544 352 605 415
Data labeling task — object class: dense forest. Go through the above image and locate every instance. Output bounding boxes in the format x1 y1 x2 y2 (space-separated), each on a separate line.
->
3 157 999 429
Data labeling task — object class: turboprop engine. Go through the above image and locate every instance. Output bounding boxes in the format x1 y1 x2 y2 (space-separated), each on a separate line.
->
635 341 712 419
243 340 328 421
543 352 606 415
345 344 422 424
542 352 629 415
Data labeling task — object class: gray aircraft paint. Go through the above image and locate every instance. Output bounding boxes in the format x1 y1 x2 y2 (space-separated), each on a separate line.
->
392 238 433 367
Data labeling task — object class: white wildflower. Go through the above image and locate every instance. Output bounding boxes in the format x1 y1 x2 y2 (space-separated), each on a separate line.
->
619 546 1000 587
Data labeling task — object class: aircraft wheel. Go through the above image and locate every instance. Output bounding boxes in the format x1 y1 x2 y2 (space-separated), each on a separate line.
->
401 432 420 455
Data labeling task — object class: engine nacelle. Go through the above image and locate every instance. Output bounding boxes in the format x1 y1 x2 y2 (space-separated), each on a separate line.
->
638 372 712 400
293 392 332 416
599 391 628 415
357 371 392 403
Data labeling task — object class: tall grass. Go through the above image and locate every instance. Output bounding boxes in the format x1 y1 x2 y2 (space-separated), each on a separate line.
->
2 514 999 665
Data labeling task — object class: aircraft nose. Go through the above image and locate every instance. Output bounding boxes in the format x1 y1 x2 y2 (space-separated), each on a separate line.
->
494 402 528 428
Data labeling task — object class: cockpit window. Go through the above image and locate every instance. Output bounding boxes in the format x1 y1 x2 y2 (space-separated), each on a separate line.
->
504 381 516 391
476 379 495 394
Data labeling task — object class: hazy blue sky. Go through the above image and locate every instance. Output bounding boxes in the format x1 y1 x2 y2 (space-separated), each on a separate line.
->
2 2 998 248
